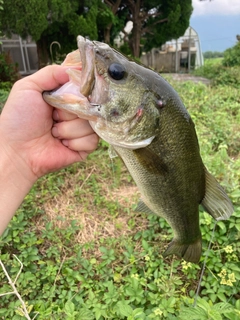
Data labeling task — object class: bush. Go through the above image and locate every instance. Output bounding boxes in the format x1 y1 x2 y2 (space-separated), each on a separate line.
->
0 81 12 113
213 66 240 87
193 42 240 87
193 60 240 88
0 51 21 83
203 51 224 59
222 42 240 67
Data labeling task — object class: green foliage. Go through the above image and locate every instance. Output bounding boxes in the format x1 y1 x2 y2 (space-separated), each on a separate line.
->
193 59 240 88
0 52 20 83
126 0 193 56
0 88 9 113
194 42 240 87
0 52 18 112
0 0 3 41
67 1 99 41
0 81 11 109
179 298 240 320
0 79 239 319
0 0 192 62
222 42 240 67
203 51 224 59
0 0 49 40
0 0 114 65
97 1 116 30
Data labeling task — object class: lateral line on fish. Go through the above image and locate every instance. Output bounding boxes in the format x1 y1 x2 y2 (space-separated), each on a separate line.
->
193 221 217 306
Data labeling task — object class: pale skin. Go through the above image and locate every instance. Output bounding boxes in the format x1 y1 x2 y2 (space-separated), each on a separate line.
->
0 65 99 235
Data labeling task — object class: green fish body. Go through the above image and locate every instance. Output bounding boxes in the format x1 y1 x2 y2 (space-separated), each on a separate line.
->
43 36 234 263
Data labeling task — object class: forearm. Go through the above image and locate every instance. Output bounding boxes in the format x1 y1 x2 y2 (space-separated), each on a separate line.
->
0 146 36 235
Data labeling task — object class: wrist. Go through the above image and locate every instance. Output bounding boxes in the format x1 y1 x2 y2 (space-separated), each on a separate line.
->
0 139 36 235
0 138 38 186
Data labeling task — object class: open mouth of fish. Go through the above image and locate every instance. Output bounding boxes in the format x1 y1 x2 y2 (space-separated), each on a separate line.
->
43 36 103 121
43 36 156 149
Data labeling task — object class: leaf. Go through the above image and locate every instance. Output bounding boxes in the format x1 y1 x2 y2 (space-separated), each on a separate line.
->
230 189 240 198
179 306 207 319
116 301 133 317
208 309 222 320
142 239 149 251
213 302 234 314
217 221 226 231
217 293 227 302
78 308 95 320
197 298 212 312
64 301 75 315
131 308 145 317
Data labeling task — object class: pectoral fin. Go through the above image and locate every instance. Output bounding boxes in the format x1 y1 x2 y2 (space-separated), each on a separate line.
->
201 167 234 220
108 145 118 159
133 147 168 174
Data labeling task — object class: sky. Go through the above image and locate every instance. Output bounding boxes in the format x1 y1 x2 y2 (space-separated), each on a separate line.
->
190 0 240 52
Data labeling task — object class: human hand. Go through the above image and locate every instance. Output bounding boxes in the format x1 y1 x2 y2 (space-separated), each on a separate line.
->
0 65 99 184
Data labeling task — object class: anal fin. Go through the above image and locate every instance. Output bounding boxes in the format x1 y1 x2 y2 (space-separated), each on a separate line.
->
201 167 234 221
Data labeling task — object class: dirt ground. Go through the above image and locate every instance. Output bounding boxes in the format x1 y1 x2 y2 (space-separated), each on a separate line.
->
164 73 211 85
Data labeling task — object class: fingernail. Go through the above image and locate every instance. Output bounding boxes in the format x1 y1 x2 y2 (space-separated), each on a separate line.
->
52 126 59 137
62 140 69 147
53 109 59 121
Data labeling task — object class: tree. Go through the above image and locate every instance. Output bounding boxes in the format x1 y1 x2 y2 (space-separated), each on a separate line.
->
0 0 114 66
0 0 4 42
222 42 240 67
0 0 192 63
203 51 224 59
104 0 192 58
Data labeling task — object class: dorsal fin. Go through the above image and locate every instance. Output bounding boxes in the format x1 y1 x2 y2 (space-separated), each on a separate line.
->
201 167 234 220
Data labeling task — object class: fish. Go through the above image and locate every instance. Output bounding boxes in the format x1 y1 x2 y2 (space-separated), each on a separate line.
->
43 36 234 263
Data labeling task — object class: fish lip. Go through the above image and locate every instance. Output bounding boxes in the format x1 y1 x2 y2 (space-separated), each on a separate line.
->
43 36 101 121
76 36 95 97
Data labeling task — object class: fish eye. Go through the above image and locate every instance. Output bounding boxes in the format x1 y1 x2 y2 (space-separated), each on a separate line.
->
108 63 126 80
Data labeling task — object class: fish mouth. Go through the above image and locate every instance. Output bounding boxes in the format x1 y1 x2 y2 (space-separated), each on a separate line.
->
43 36 156 149
43 36 102 121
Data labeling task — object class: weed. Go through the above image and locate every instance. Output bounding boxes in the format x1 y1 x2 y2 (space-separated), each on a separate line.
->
0 76 239 319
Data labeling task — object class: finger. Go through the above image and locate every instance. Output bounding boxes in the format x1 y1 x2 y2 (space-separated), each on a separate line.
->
62 133 99 152
23 65 81 92
53 109 78 122
78 151 90 161
52 118 94 140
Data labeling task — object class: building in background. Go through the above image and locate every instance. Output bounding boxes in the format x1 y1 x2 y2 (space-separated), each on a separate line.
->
0 34 38 75
1 26 203 75
141 26 204 73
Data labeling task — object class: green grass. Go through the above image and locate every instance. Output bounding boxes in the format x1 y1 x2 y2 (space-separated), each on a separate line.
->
192 58 240 88
0 78 240 320
204 58 223 65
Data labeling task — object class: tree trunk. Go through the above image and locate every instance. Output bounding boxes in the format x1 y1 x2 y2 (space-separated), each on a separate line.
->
104 0 122 44
104 25 112 44
36 37 50 69
128 0 142 58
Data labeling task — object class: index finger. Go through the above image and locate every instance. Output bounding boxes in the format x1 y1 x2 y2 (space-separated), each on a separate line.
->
25 65 81 92
53 109 79 121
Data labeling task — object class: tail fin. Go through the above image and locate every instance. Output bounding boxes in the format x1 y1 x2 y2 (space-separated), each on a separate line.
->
201 167 234 221
163 238 202 264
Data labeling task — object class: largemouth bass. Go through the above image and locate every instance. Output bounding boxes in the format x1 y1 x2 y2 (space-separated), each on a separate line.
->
43 36 234 263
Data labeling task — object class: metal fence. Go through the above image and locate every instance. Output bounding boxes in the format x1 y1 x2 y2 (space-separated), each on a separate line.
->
0 34 38 75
